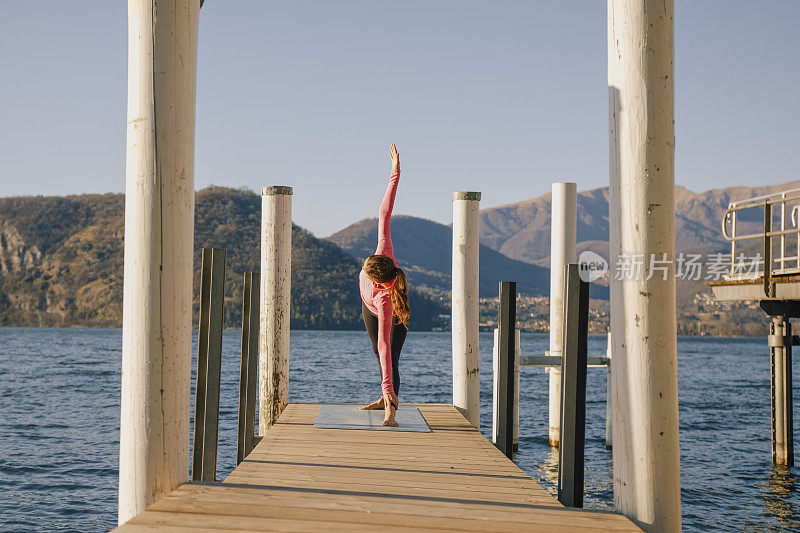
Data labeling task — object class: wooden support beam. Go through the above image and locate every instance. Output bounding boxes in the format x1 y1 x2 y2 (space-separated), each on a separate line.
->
495 281 516 459
192 248 226 482
558 264 588 508
492 328 520 451
245 274 260 456
238 272 260 464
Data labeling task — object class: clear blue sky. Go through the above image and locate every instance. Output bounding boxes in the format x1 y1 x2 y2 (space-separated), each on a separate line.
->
0 1 797 236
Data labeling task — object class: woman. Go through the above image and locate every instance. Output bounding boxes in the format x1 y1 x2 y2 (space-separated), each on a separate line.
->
358 144 410 427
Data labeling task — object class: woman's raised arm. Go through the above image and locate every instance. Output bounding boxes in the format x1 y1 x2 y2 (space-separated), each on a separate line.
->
376 144 400 261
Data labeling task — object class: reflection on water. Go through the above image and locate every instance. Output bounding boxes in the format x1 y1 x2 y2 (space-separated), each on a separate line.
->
537 444 560 488
762 466 799 528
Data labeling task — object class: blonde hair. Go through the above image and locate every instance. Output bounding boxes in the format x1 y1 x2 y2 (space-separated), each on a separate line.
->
363 254 410 327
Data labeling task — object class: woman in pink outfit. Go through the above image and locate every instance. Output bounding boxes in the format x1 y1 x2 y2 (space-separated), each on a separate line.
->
358 144 410 427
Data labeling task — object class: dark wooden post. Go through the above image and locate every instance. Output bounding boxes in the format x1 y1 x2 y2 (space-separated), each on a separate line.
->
237 272 252 465
496 281 517 459
191 247 226 482
237 272 260 464
558 263 589 507
245 273 260 453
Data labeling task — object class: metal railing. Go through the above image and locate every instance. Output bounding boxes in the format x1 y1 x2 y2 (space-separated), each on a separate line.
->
722 186 800 296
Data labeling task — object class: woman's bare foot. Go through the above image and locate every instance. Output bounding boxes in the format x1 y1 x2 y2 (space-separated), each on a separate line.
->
383 408 399 427
383 399 399 427
359 396 385 410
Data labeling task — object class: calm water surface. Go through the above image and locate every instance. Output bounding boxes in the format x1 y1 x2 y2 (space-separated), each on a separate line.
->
0 328 798 531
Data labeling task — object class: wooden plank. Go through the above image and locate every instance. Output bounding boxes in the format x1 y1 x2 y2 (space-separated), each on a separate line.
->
222 473 556 503
228 460 551 490
116 403 641 532
129 510 449 532
148 496 628 532
171 484 633 528
231 461 544 487
246 449 526 466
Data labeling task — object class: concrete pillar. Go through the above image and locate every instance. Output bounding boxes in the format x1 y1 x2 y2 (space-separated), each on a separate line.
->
608 0 681 530
548 182 577 446
118 0 200 524
452 191 481 428
259 186 293 433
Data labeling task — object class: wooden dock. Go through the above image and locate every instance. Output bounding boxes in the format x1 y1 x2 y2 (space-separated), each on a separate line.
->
115 403 641 532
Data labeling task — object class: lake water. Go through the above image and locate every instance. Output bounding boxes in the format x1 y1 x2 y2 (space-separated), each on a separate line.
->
0 328 798 532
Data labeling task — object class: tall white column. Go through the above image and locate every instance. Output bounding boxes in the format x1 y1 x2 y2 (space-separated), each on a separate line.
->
118 0 200 524
452 191 481 428
548 182 576 446
609 1 681 531
259 186 293 433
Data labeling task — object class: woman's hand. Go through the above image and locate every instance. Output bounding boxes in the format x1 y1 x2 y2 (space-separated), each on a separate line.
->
389 144 400 172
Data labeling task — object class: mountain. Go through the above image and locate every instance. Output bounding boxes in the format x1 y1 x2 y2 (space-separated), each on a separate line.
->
3 180 792 333
0 187 446 330
478 179 800 266
326 215 551 298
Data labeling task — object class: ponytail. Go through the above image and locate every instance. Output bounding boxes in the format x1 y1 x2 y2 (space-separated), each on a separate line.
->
390 267 410 327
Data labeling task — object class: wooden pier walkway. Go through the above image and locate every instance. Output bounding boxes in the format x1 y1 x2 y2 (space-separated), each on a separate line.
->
115 403 640 532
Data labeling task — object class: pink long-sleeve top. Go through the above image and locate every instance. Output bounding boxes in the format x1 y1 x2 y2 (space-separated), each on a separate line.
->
359 169 401 395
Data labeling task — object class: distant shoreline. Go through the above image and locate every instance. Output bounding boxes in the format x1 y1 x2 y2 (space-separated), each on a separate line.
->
0 324 767 338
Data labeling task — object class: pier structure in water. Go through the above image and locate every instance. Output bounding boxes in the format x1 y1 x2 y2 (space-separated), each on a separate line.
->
116 0 682 531
708 187 800 467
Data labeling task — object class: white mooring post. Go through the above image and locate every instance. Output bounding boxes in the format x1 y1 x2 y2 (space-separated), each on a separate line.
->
609 0 681 530
548 182 577 447
118 0 200 525
259 187 293 434
452 191 481 428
